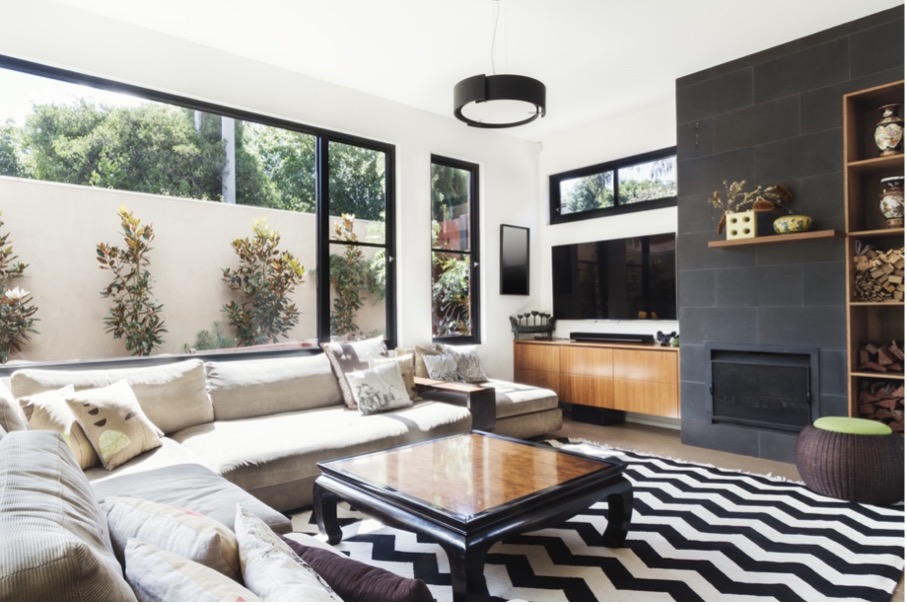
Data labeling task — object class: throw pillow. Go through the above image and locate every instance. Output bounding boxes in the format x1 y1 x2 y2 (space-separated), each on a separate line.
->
66 380 163 471
345 362 413 415
0 381 27 432
281 534 434 602
370 353 417 401
105 497 241 582
235 505 341 602
397 344 442 378
322 335 389 409
124 539 259 602
441 344 489 383
20 385 99 469
422 353 458 382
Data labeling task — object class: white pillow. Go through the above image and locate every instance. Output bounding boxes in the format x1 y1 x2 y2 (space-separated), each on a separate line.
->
234 505 340 602
106 497 240 581
0 381 27 432
20 385 99 469
422 352 459 382
345 362 413 415
442 344 489 383
124 539 260 602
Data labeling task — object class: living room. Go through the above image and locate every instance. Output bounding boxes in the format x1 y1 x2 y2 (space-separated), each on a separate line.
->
0 0 904 601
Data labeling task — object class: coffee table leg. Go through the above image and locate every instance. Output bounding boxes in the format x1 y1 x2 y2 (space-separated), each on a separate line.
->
602 479 634 547
313 482 343 545
444 546 489 602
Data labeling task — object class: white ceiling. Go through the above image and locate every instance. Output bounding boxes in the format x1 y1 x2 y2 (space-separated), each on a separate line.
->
54 0 904 140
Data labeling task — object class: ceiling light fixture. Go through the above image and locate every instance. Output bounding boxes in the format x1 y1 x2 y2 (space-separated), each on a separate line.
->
453 0 546 128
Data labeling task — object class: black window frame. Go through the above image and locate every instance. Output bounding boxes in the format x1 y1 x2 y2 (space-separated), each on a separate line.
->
0 54 397 349
430 154 480 345
549 146 677 225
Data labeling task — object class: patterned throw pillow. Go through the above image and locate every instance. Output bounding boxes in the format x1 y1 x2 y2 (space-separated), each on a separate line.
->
370 353 417 401
0 382 28 432
66 380 163 471
20 385 100 469
124 539 260 602
441 344 489 383
235 506 340 602
322 336 389 409
422 353 459 382
105 497 241 581
345 362 413 415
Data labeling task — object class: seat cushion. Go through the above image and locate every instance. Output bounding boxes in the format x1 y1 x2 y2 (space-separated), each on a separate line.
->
0 431 136 601
10 359 213 435
484 379 559 419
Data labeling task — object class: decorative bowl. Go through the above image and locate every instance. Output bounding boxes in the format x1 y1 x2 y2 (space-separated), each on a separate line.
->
773 214 813 234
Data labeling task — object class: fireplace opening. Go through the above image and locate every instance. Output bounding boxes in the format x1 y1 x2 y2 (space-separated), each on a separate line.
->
708 345 819 432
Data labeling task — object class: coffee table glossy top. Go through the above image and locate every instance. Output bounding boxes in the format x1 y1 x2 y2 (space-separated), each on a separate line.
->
318 432 622 521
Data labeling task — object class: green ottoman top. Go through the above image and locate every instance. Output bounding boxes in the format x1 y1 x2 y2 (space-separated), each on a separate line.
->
814 416 893 436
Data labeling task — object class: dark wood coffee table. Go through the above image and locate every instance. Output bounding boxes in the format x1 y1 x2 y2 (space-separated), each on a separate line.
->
314 431 633 601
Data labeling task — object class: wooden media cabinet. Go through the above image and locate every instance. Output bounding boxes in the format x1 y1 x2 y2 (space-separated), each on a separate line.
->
513 339 680 419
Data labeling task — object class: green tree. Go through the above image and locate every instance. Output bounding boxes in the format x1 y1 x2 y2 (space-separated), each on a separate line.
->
564 172 614 213
0 121 22 177
0 212 39 363
243 123 315 212
328 142 385 221
329 214 368 337
222 218 305 346
96 207 166 356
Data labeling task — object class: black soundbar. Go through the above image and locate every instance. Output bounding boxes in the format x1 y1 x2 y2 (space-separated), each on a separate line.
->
570 331 654 344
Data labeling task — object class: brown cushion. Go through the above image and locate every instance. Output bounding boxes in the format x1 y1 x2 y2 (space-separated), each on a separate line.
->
322 336 390 409
280 535 434 602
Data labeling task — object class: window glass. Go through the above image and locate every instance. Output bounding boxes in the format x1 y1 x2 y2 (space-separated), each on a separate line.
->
617 155 676 205
431 157 478 341
559 171 614 215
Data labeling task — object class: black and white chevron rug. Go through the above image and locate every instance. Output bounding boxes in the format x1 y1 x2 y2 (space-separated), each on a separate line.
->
291 439 905 601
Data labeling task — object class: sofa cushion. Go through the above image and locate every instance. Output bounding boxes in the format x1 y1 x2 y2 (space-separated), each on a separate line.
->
67 381 163 471
0 381 27 432
21 385 100 469
485 379 560 419
10 359 213 435
106 497 241 582
282 534 434 601
235 506 340 601
441 344 489 383
370 353 417 401
422 352 459 381
323 336 390 409
90 461 292 535
346 362 412 415
0 431 136 601
124 539 259 602
397 344 442 378
206 353 343 420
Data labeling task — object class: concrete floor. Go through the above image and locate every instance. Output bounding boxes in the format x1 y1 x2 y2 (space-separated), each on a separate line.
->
546 418 904 602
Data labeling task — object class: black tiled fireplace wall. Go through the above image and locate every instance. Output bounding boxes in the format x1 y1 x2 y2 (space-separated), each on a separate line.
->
675 7 904 462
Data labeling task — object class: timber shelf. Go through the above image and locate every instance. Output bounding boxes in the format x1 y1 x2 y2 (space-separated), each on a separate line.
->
707 229 843 248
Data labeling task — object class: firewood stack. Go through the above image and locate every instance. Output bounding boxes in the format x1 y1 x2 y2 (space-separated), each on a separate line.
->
853 242 905 302
858 340 905 373
858 381 905 433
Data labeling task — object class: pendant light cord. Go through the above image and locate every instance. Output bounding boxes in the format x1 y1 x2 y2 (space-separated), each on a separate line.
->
490 0 500 75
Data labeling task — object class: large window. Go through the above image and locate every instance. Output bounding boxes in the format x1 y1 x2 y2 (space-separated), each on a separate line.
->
549 147 676 224
430 155 479 342
0 56 395 360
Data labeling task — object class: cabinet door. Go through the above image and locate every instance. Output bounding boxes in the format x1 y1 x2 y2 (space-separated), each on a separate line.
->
559 346 614 408
513 342 560 391
612 349 679 417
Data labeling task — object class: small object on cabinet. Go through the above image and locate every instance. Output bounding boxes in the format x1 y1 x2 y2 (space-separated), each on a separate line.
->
510 311 556 340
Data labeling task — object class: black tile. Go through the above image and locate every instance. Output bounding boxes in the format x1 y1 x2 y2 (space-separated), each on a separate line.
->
801 6 904 47
818 349 848 398
680 306 759 345
819 393 849 418
716 265 804 307
752 129 842 183
678 148 754 198
678 269 716 308
679 230 756 272
850 17 906 78
714 97 800 153
755 237 845 266
756 430 797 463
785 172 845 231
755 38 849 103
680 381 710 418
800 69 907 135
677 193 722 235
676 118 714 159
676 68 753 123
757 306 846 350
679 343 709 384
803 261 846 306
681 420 761 458
677 42 799 89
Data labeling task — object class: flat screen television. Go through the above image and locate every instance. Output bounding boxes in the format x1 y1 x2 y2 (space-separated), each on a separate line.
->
552 233 676 320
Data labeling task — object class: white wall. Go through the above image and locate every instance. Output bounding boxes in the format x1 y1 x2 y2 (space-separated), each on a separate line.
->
537 97 680 341
0 0 540 378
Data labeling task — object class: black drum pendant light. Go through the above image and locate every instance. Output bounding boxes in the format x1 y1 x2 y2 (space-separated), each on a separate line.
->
453 1 546 128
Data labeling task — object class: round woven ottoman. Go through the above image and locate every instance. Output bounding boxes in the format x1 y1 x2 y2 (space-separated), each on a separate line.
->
795 417 904 505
